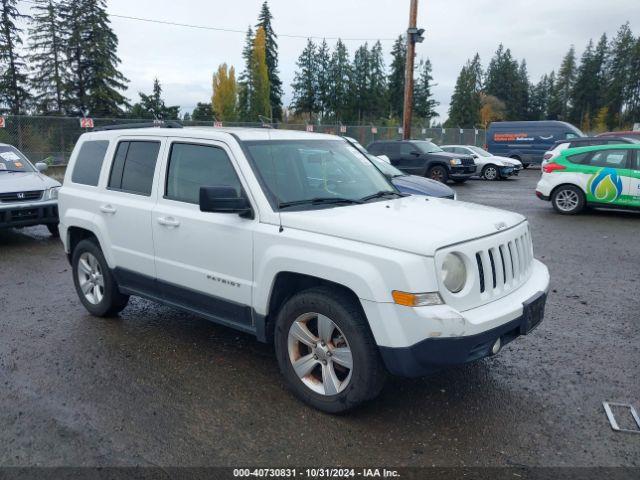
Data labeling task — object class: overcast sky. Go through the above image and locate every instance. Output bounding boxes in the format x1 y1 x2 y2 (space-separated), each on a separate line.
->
27 0 640 120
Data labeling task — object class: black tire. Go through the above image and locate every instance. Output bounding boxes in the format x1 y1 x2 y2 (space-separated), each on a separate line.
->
274 286 386 413
551 185 586 215
71 239 129 317
46 223 59 237
481 164 500 181
428 165 449 183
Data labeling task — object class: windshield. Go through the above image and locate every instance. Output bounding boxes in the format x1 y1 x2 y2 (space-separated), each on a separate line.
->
0 146 34 172
245 140 397 209
369 155 404 177
469 146 492 157
414 141 443 154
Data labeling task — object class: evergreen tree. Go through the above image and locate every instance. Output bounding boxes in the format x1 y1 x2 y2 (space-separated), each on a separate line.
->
553 46 577 120
387 35 406 119
129 78 179 120
249 26 270 120
628 36 640 123
529 73 553 120
570 36 608 129
447 57 482 127
291 39 318 119
514 60 530 119
350 44 371 122
256 1 282 121
61 0 128 116
212 63 238 121
0 0 30 114
368 41 388 121
191 102 214 121
485 45 521 119
316 39 331 120
547 70 564 120
414 58 438 123
28 0 66 114
605 23 635 127
237 27 254 121
328 39 351 122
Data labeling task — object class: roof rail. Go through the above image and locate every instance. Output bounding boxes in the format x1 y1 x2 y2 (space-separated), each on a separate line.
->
93 120 183 132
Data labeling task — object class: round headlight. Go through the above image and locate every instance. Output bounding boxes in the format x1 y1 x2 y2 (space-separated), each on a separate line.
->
441 253 466 293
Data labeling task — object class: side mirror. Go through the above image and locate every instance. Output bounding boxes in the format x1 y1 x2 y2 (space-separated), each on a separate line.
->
35 162 48 172
199 186 252 217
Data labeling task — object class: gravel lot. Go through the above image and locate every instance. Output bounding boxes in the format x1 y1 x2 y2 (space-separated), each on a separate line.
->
0 168 638 468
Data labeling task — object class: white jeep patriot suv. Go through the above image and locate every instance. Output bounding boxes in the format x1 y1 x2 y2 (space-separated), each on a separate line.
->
59 124 550 412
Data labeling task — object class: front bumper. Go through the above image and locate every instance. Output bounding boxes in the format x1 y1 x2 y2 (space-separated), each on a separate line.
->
450 165 477 179
360 259 550 377
0 200 59 229
379 291 547 377
499 166 516 177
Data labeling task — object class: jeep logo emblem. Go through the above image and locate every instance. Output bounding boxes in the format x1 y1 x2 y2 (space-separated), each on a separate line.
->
17 193 25 199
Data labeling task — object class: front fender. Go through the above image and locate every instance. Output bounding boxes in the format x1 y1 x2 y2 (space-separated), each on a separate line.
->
252 227 439 316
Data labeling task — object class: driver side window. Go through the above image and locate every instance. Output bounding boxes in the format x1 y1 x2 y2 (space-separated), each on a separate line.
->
165 143 242 204
400 143 417 156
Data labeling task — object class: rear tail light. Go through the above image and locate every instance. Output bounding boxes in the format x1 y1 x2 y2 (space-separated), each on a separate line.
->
543 163 566 173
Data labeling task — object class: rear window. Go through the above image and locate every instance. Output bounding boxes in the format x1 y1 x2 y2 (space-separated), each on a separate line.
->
0 145 33 172
108 141 160 196
71 140 109 186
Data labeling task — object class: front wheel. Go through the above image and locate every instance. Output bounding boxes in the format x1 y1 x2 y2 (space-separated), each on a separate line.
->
274 287 386 413
428 165 449 183
481 165 500 181
72 239 129 317
551 185 585 215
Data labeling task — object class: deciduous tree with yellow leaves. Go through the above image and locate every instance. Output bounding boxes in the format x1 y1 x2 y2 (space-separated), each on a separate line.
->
212 63 238 121
249 26 271 120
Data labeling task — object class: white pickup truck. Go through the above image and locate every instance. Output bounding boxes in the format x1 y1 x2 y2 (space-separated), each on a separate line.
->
58 124 550 413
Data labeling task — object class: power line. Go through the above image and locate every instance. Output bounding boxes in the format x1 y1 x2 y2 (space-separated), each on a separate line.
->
18 0 396 43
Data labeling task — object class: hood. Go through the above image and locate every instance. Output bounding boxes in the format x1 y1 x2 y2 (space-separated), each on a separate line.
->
392 175 455 198
492 155 522 166
281 195 525 257
0 171 61 193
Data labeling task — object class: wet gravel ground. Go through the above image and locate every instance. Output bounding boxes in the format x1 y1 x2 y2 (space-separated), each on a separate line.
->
0 169 638 467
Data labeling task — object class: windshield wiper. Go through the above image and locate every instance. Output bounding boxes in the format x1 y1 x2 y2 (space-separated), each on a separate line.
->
360 190 404 202
279 197 363 209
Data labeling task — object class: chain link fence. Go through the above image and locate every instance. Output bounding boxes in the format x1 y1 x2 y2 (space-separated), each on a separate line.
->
0 115 486 165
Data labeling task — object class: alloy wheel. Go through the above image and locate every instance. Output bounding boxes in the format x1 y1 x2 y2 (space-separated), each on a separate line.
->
77 252 105 305
555 189 580 212
287 312 353 396
484 167 498 180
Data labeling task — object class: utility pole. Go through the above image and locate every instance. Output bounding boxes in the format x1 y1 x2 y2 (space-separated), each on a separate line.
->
402 0 424 140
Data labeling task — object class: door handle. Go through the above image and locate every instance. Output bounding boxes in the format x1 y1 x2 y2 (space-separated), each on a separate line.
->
100 204 117 214
157 216 180 228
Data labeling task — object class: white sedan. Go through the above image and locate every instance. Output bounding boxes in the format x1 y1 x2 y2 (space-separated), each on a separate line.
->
442 145 522 180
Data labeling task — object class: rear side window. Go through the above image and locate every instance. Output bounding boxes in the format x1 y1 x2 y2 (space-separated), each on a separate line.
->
108 141 160 196
71 140 109 186
587 149 629 169
166 143 242 204
567 152 590 164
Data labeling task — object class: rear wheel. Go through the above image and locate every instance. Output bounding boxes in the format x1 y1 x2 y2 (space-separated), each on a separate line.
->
481 165 500 181
428 165 449 183
72 239 129 317
551 185 585 215
274 287 386 413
